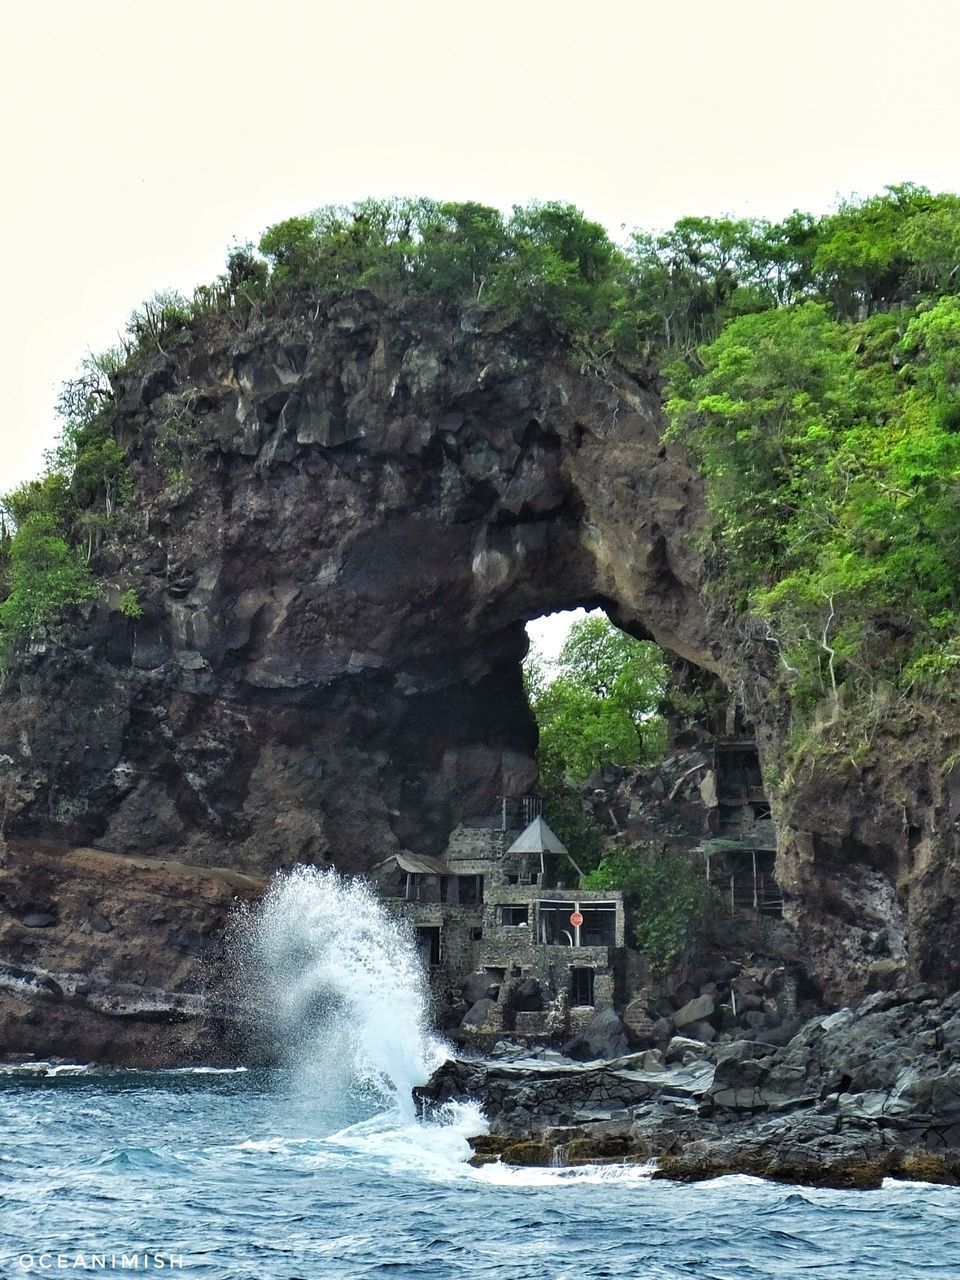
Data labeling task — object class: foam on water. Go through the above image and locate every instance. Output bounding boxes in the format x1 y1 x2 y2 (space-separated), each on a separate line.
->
234 867 753 1188
474 1157 659 1187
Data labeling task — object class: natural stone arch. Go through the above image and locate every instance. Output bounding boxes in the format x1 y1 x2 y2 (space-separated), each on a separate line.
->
0 296 714 875
3 292 955 1001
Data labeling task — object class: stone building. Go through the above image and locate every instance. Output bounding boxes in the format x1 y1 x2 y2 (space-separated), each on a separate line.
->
372 801 625 1042
584 733 783 918
700 738 782 916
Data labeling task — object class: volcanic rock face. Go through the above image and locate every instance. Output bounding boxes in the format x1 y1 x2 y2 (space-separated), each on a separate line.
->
0 295 709 876
0 840 262 1064
0 290 958 1013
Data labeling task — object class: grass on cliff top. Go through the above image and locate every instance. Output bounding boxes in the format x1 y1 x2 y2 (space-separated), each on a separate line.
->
4 186 960 755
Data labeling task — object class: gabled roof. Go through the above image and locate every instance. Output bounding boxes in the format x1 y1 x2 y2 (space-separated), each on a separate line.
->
507 815 568 857
373 851 452 877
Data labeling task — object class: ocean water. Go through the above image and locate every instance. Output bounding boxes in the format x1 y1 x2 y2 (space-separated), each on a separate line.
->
2 866 958 1278
2 1067 959 1279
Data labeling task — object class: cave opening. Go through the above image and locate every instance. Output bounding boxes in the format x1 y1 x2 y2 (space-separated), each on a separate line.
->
523 603 673 779
519 603 781 919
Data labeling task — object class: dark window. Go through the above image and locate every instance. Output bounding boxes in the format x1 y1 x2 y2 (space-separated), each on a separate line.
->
470 927 483 942
458 875 483 906
570 967 595 1006
501 905 529 926
580 908 617 947
415 926 441 968
406 874 443 904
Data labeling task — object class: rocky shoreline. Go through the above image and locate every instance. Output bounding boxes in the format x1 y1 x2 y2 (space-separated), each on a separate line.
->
417 983 960 1188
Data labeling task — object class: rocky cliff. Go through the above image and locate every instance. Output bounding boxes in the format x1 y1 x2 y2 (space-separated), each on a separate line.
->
0 839 261 1064
0 289 957 1061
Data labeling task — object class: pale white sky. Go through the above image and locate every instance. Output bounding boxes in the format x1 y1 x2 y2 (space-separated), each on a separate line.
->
2 0 958 539
526 607 594 668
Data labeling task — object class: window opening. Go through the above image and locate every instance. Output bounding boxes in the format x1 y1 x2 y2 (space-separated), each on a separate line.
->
570 967 595 1006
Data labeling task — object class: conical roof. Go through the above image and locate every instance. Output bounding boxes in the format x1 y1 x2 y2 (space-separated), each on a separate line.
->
506 815 568 856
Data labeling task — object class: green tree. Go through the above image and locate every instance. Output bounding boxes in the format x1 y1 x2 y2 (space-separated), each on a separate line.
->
258 215 319 284
526 615 667 782
812 183 936 318
584 847 715 973
417 201 509 298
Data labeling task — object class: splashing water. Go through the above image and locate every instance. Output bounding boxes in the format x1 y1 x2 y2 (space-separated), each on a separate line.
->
236 865 449 1120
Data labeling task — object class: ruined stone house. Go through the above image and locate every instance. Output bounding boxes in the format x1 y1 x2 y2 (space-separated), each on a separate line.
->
372 799 625 1041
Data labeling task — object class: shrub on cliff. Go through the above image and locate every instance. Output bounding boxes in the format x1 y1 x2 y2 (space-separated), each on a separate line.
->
255 197 621 341
665 288 960 720
584 847 715 973
0 513 98 644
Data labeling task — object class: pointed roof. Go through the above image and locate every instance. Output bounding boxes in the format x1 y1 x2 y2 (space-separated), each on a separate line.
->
507 815 569 857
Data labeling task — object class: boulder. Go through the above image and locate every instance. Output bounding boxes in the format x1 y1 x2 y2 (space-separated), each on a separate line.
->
650 1016 674 1045
20 911 58 929
867 958 906 991
665 1035 713 1064
622 997 657 1043
673 993 715 1029
510 977 543 1012
460 998 501 1031
686 1019 717 1044
566 1008 629 1060
671 982 698 1008
743 1009 773 1030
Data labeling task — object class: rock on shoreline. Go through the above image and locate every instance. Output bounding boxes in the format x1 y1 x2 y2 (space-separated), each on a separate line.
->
416 984 960 1188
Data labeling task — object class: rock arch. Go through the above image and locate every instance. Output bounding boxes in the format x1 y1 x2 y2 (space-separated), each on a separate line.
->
2 296 715 876
4 293 956 1001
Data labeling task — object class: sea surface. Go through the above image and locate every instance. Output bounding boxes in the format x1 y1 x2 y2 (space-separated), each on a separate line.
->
2 1066 960 1280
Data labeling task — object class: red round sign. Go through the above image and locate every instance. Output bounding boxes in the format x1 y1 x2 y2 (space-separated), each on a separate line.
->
570 911 584 928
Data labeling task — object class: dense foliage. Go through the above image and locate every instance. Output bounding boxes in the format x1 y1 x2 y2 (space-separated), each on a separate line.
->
525 615 667 780
4 182 960 721
523 615 666 875
0 356 132 660
584 847 716 973
663 186 960 730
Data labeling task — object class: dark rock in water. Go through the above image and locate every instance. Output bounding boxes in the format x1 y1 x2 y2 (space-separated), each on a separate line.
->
417 985 960 1188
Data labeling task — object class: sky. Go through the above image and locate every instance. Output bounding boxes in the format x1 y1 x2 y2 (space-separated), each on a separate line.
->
2 0 959 654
